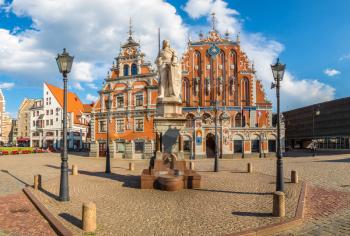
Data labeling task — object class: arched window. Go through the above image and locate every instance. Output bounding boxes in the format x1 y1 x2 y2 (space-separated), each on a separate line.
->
131 63 137 75
241 78 249 105
235 112 245 127
193 51 201 77
182 78 190 106
229 79 234 96
229 50 237 75
186 113 195 128
123 64 129 76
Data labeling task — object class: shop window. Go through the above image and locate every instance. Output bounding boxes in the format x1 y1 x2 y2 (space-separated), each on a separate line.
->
135 140 144 153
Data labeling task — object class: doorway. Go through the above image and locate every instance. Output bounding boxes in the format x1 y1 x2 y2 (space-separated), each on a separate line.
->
99 142 107 157
206 133 216 158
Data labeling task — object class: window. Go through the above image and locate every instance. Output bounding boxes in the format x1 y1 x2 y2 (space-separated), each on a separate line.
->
46 120 49 126
33 111 35 117
116 142 125 153
33 121 35 127
135 94 143 107
235 113 245 127
251 140 260 153
117 96 124 108
135 140 144 153
186 114 194 128
50 109 53 115
50 119 53 125
99 120 107 132
135 118 144 132
123 64 129 76
56 118 58 122
234 140 243 153
184 140 191 152
116 119 124 133
46 110 49 115
36 111 39 116
131 63 137 75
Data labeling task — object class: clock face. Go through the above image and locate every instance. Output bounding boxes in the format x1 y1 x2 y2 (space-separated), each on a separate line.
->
208 44 220 57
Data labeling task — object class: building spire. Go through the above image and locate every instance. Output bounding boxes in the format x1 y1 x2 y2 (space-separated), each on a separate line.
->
128 17 134 40
211 12 216 31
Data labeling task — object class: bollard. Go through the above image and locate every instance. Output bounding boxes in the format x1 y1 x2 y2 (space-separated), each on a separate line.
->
247 163 252 173
129 162 135 171
189 161 195 170
82 202 96 232
291 170 298 183
72 164 78 176
273 191 285 217
34 174 41 190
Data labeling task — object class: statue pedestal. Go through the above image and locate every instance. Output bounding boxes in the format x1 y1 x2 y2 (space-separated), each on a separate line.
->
156 97 183 118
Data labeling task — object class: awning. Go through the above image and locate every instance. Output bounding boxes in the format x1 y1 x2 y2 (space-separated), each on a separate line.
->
17 138 30 142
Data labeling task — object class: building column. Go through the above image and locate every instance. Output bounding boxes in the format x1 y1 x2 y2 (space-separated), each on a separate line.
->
178 134 184 160
156 132 162 159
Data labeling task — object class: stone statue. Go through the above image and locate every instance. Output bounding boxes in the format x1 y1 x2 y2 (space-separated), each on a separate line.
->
156 40 182 100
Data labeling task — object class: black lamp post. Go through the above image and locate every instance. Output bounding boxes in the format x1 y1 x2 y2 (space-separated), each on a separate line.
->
271 58 286 192
312 105 320 157
105 92 111 173
56 48 74 202
211 80 219 172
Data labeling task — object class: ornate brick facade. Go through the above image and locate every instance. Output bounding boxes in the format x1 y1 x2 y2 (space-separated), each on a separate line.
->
90 22 279 159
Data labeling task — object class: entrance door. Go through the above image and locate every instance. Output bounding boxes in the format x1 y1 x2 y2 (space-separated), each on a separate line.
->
268 140 276 152
206 133 216 158
234 140 243 153
99 143 107 157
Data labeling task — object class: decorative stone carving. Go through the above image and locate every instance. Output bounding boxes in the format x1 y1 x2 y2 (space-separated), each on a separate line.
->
156 40 182 100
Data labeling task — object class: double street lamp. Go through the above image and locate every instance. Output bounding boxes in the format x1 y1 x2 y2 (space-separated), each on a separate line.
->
56 48 74 202
271 58 286 192
105 92 111 174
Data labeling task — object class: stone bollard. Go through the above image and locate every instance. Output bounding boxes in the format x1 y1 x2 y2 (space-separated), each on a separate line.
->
129 162 135 171
82 202 96 232
247 163 252 173
72 164 78 176
273 191 285 217
291 170 298 183
189 161 195 170
34 174 42 190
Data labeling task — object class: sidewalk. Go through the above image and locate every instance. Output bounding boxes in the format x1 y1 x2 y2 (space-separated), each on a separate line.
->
30 163 302 236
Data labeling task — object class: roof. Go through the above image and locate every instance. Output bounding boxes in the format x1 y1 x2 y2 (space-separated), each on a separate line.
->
83 103 93 113
45 83 89 126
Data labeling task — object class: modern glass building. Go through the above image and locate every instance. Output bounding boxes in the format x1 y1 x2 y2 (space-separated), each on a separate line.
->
283 97 350 150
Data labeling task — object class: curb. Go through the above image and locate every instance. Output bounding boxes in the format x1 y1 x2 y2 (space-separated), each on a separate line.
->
227 182 308 236
23 188 74 236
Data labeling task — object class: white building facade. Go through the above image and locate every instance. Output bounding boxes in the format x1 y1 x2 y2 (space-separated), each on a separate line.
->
30 83 91 150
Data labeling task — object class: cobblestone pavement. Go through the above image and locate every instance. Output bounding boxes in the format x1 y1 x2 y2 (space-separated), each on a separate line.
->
1 152 350 235
0 192 56 236
30 167 301 236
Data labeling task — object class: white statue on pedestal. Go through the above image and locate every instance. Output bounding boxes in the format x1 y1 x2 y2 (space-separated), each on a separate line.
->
156 40 182 100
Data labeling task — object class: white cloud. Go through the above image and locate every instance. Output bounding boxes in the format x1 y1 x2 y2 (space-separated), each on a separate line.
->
324 68 340 77
2 0 188 84
71 62 94 82
184 0 335 110
87 83 98 90
0 82 15 89
340 53 350 61
85 93 98 102
72 81 84 91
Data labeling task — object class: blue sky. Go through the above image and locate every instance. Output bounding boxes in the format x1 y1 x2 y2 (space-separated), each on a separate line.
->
0 0 349 116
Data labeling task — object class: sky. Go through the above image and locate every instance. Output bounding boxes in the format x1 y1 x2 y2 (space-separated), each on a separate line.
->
0 0 349 117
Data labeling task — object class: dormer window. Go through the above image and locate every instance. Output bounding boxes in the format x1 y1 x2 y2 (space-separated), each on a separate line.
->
131 63 137 75
123 64 129 76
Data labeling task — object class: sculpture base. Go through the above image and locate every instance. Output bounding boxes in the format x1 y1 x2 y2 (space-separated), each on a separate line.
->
156 97 182 118
140 160 201 191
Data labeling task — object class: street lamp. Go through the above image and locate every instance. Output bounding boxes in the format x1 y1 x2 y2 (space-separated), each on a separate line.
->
312 105 320 157
271 58 286 192
105 92 111 173
56 48 74 202
211 80 220 172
